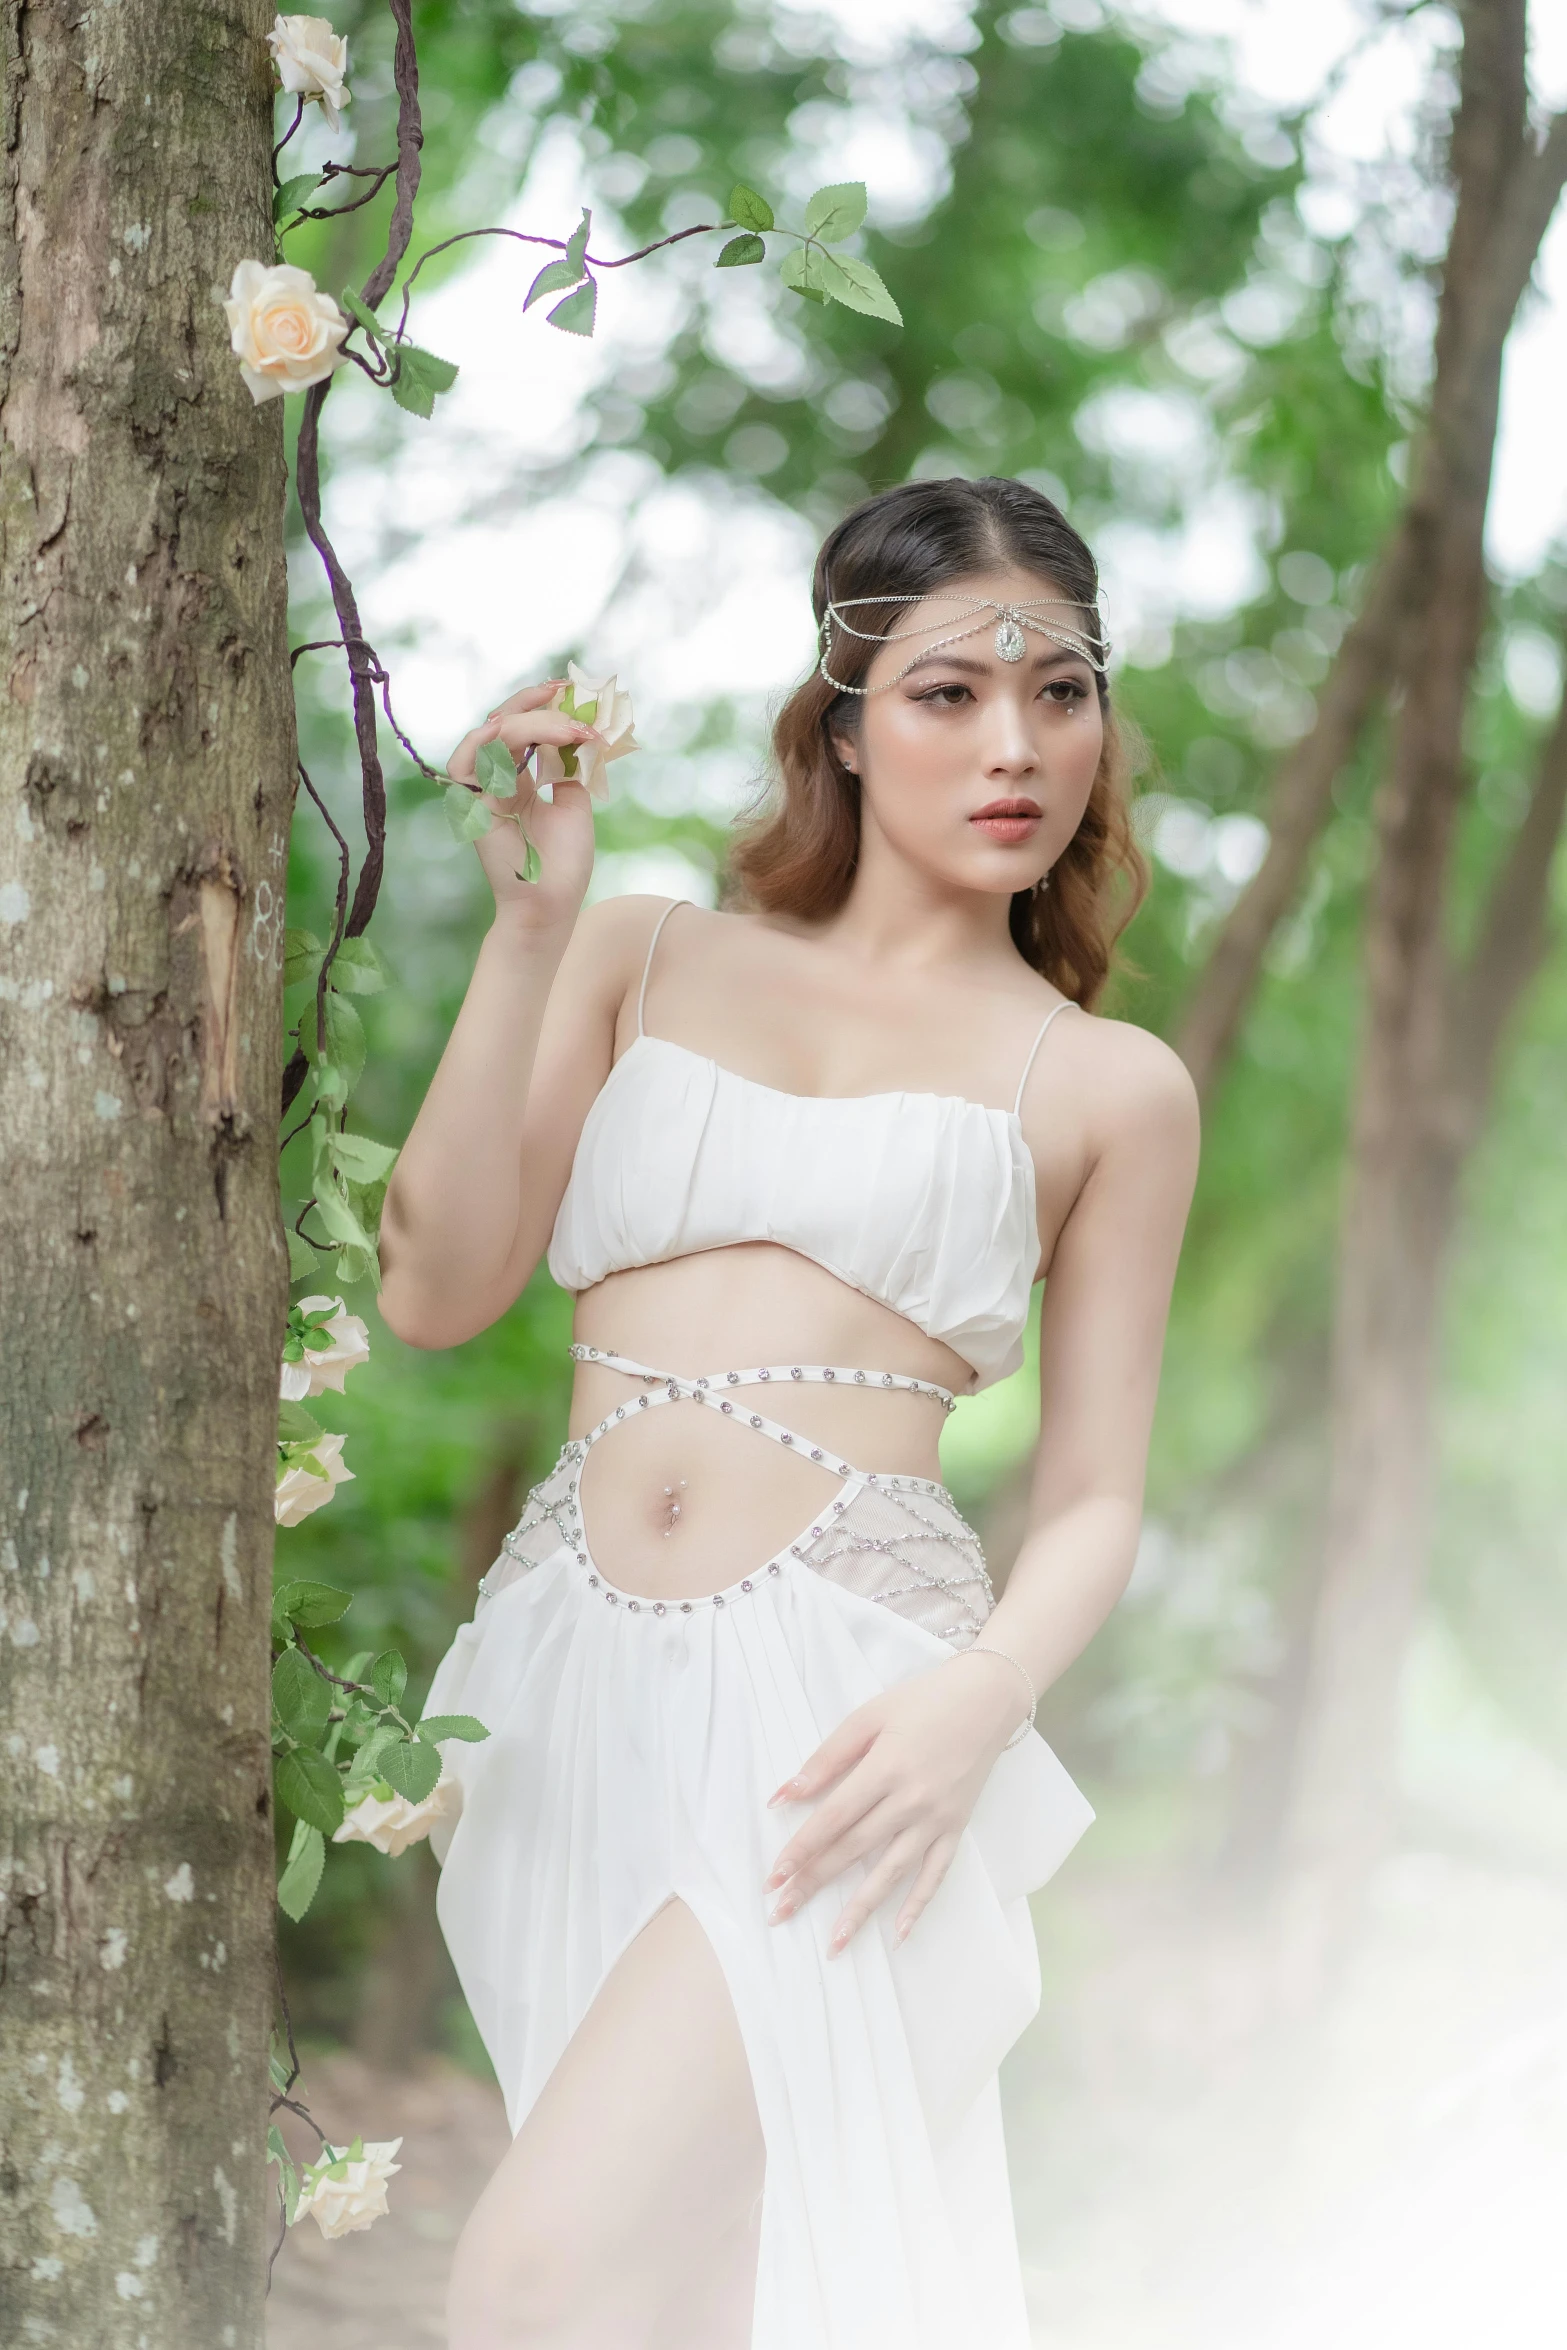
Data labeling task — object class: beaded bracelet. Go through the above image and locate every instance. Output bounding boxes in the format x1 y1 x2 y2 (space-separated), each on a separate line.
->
956 1643 1037 1751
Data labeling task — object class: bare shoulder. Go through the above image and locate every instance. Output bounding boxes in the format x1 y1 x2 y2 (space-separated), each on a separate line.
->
1064 1007 1200 1157
560 892 685 994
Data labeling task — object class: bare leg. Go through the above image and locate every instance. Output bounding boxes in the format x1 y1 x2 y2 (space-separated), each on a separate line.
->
448 1898 765 2350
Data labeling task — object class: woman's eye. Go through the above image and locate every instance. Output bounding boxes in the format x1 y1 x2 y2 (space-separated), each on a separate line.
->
916 683 972 707
1043 678 1088 704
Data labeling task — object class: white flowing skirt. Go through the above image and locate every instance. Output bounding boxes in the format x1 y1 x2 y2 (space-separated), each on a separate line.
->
423 1447 1095 2349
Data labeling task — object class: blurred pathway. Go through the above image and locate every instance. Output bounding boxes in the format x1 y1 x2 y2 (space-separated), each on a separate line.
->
267 1852 1567 2350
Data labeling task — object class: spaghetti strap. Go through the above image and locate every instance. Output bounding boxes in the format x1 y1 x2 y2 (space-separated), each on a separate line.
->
636 900 685 1037
1013 998 1077 1116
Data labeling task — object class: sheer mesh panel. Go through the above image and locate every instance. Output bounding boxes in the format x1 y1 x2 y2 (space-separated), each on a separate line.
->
478 1451 993 1649
476 1444 585 1609
794 1478 994 1649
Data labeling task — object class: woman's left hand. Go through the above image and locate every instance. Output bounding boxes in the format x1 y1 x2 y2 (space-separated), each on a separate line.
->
764 1651 1030 1955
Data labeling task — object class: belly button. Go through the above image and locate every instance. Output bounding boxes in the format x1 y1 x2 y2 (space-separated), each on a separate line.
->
661 1479 688 1538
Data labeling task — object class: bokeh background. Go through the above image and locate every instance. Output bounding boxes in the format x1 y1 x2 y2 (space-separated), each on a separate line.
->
268 3 1567 2342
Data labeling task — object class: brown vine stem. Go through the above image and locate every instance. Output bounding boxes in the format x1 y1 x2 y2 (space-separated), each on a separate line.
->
390 218 725 343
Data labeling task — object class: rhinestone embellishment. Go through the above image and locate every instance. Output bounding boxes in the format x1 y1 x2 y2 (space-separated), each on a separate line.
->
995 613 1026 662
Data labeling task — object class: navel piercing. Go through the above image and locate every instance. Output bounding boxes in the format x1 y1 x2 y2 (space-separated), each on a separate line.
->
661 1478 688 1537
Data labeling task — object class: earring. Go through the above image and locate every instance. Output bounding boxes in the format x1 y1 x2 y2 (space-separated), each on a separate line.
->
1034 868 1052 895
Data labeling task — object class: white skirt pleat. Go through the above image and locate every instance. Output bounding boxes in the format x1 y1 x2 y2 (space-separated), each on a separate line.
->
424 1531 1094 2349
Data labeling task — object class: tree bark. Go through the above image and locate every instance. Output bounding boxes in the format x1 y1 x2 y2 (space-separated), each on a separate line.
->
1272 0 1567 2005
0 2 292 2342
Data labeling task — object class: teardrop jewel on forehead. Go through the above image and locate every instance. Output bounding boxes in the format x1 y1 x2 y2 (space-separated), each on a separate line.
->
817 592 1111 695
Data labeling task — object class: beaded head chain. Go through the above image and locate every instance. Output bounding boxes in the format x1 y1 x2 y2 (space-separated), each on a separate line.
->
818 592 1111 696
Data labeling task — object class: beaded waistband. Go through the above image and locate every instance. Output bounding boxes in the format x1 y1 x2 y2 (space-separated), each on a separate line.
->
569 1344 957 1414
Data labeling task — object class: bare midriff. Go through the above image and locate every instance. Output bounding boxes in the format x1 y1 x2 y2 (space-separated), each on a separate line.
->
567 1243 975 1602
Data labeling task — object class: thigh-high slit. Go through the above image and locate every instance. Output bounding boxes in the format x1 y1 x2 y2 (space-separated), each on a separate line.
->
424 1352 1096 2349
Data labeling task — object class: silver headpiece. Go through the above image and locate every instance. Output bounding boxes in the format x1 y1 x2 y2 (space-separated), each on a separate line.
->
818 593 1111 696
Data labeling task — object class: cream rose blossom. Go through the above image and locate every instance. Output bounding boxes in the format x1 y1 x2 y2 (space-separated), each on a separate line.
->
279 1295 371 1401
534 663 638 802
223 260 348 406
294 2139 401 2240
275 1430 354 1527
267 14 351 130
333 1775 462 1858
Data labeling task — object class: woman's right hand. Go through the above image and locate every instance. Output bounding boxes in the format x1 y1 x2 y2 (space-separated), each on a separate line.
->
446 681 603 931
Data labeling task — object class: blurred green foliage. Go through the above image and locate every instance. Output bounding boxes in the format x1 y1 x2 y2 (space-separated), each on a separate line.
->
275 0 1567 2050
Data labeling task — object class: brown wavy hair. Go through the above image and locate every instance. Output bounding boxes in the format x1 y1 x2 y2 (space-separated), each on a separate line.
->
728 476 1147 1006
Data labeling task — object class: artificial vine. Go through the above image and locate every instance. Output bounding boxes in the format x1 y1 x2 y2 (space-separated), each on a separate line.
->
251 0 903 2255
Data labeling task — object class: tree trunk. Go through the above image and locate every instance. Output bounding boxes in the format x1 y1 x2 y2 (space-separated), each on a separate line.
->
0 3 292 2341
1271 0 1567 2003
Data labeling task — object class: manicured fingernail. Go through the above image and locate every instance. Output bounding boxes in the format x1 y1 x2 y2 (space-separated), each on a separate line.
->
764 1870 786 1890
768 1901 794 1926
828 1932 847 1957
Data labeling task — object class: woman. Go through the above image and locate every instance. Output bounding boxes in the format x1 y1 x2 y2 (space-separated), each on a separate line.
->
379 475 1199 2350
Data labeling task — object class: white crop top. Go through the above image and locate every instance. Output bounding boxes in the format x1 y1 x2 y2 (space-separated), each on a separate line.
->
546 903 1077 1390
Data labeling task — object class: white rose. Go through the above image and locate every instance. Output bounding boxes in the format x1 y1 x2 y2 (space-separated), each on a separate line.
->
222 260 348 407
294 2139 401 2240
267 14 351 130
275 1431 354 1527
534 663 638 802
279 1295 371 1400
333 1776 461 1858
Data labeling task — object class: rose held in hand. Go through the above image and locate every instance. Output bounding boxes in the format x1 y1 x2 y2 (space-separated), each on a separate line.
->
533 663 638 802
268 12 351 128
223 261 348 405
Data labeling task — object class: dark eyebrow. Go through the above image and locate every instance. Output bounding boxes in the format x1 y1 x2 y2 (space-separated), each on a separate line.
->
898 645 1090 683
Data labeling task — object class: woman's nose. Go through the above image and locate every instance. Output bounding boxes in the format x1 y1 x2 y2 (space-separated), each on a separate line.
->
981 699 1039 775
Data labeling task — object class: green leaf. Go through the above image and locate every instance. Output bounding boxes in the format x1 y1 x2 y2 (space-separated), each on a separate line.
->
474 736 519 798
312 1184 374 1256
283 928 323 988
548 280 598 337
277 1400 325 1445
804 182 868 243
524 256 585 311
273 1578 353 1631
515 836 542 886
779 243 830 304
415 1713 489 1744
327 936 389 996
444 783 494 842
272 1649 330 1732
370 1649 407 1708
274 172 321 224
277 1821 326 1922
272 1648 330 1742
564 207 592 277
716 233 766 269
391 343 460 422
286 1225 327 1284
379 1736 442 1804
332 1240 379 1293
275 1746 346 1836
266 2124 301 2223
297 992 366 1090
727 183 775 233
816 251 903 326
344 1722 403 1790
339 284 383 341
328 1131 398 1185
311 1060 350 1114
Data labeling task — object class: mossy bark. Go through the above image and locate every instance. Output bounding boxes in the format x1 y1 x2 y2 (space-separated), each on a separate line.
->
0 1 293 2341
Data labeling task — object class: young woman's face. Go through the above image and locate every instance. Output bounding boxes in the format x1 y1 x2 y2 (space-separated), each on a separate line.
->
835 564 1105 899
